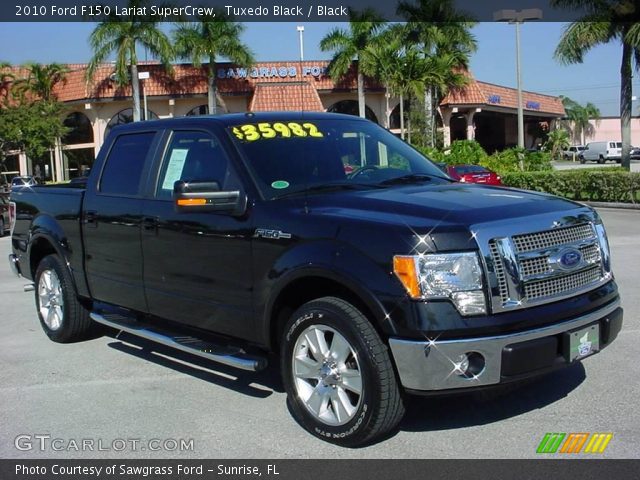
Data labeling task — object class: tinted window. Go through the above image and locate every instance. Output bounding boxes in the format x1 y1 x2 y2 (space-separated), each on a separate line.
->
100 132 155 196
156 131 236 199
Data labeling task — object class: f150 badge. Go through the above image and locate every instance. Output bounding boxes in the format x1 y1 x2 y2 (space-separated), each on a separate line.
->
254 228 292 240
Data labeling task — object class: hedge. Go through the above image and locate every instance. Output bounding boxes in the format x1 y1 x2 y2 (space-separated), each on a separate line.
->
502 170 640 203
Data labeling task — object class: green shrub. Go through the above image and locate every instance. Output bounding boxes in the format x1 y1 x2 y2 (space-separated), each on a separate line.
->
445 140 488 165
416 145 446 163
502 170 640 203
479 148 552 175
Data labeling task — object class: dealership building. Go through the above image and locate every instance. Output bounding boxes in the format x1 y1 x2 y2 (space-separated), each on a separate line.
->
2 60 566 182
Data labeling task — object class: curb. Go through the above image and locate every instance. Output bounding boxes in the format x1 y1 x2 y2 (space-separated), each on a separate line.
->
582 201 640 210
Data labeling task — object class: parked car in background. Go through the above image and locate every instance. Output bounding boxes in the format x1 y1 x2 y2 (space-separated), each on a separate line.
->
0 193 10 236
439 164 503 186
579 141 622 164
10 176 39 189
630 147 640 160
563 145 585 160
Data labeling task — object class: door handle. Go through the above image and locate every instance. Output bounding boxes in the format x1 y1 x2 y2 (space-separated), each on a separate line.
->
84 210 97 228
142 216 159 235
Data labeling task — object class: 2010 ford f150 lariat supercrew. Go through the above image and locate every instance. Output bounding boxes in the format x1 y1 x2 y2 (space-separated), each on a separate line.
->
8 113 623 446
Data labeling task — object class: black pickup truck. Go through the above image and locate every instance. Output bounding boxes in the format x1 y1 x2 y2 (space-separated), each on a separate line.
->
8 113 623 446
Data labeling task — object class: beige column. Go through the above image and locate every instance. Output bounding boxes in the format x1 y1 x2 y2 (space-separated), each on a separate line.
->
18 152 28 176
441 109 452 148
466 111 476 140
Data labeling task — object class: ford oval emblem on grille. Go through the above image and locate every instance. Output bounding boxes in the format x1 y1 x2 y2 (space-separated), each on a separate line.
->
557 248 582 270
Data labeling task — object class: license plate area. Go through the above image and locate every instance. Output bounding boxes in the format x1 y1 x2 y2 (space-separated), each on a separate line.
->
563 323 600 362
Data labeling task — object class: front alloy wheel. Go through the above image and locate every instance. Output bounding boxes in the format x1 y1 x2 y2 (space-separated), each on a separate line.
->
292 325 363 426
282 297 405 447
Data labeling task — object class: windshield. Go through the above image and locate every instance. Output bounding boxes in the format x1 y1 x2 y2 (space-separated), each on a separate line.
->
228 118 449 199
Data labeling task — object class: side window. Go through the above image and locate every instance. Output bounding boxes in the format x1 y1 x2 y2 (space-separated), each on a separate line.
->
100 132 155 196
156 131 235 199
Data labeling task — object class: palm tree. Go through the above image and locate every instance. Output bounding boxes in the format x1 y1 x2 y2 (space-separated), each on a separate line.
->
397 0 477 146
173 11 254 115
359 25 407 128
12 63 69 102
545 127 571 161
552 0 640 170
86 0 174 122
560 96 601 145
320 8 385 118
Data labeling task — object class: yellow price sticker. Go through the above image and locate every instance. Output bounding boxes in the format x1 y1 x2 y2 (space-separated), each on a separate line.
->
230 122 324 141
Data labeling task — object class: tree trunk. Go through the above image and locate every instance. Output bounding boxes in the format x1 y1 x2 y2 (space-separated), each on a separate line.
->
130 63 141 122
424 87 434 147
357 70 365 118
384 84 390 129
400 94 405 140
620 40 632 171
208 60 216 115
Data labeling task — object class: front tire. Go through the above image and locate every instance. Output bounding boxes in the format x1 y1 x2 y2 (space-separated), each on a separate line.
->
35 254 94 343
281 297 405 447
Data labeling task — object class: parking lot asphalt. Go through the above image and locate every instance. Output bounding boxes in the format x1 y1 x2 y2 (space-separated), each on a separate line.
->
0 207 638 459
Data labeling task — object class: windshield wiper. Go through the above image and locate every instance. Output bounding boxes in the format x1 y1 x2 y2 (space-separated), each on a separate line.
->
379 173 445 185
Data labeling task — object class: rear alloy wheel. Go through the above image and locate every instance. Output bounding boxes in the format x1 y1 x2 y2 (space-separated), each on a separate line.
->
281 297 405 446
35 254 95 343
598 155 605 164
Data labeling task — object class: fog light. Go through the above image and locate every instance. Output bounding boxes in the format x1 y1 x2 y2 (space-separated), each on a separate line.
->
455 352 486 379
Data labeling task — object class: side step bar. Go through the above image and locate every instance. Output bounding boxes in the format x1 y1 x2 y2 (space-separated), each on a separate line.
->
90 312 267 372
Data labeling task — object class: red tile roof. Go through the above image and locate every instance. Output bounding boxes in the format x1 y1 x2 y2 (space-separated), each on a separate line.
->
249 82 324 112
441 72 565 116
2 61 564 117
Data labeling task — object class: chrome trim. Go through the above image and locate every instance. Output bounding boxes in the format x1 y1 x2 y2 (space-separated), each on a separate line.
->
90 312 267 372
8 253 22 278
473 208 610 313
389 298 620 391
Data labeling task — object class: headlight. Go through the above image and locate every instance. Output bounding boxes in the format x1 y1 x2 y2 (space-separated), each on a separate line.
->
393 252 487 316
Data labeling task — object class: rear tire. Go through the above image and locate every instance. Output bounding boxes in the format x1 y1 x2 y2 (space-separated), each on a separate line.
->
0 217 4 237
281 296 405 447
598 155 605 164
34 254 94 343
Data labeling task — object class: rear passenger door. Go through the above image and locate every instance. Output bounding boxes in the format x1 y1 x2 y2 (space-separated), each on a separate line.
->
83 130 159 313
140 129 255 341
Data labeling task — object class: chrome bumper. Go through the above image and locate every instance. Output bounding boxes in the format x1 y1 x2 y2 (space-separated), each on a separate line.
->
8 253 22 277
389 299 621 391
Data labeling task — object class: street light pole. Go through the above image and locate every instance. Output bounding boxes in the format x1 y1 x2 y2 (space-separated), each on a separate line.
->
297 25 305 111
296 25 305 62
494 9 543 156
515 20 524 150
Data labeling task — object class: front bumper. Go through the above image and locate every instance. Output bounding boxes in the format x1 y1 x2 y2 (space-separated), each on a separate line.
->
8 253 22 277
389 299 622 392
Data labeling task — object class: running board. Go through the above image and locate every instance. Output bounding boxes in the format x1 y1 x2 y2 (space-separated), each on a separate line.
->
90 312 267 372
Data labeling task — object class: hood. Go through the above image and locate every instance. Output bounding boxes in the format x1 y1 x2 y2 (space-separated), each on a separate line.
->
305 183 584 229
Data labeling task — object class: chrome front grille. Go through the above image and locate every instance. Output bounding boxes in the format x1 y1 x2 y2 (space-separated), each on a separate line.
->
512 223 595 252
524 265 602 300
484 218 610 313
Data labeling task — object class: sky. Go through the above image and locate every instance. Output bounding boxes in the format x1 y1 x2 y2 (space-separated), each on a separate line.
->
0 21 637 116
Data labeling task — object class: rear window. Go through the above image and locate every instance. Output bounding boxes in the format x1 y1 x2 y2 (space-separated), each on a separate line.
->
100 132 155 196
454 165 488 175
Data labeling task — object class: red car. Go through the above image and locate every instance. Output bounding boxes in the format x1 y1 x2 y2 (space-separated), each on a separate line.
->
438 164 503 186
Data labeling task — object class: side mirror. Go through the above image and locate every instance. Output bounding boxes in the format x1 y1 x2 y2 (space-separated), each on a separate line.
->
173 180 247 216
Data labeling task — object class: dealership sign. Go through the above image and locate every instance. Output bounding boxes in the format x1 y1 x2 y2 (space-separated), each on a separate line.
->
218 65 327 79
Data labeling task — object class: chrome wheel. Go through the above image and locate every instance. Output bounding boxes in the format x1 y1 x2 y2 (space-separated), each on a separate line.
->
292 325 363 426
38 269 64 331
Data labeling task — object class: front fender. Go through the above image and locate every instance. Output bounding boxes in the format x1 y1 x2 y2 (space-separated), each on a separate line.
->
257 239 406 347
